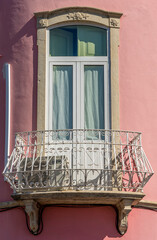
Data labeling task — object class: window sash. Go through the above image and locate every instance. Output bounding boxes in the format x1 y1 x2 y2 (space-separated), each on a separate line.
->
47 59 110 131
80 61 110 130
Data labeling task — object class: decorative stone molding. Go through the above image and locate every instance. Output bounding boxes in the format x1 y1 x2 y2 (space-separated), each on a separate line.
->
24 200 39 233
110 18 118 27
134 200 157 210
67 12 89 20
39 19 48 27
35 7 122 30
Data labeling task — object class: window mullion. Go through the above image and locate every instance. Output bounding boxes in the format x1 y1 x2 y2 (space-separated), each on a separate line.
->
76 61 81 129
48 62 53 130
80 62 84 129
73 62 77 129
104 61 110 130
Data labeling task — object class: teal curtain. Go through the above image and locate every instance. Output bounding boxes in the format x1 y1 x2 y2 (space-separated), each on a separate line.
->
84 66 104 130
52 66 73 130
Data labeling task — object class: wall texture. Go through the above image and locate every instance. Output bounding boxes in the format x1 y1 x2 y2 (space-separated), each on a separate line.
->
0 0 157 239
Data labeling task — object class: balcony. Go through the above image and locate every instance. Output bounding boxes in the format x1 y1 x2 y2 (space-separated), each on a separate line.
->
4 129 153 193
3 129 154 234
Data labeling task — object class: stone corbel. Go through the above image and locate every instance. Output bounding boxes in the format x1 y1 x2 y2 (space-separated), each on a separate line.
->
24 200 39 233
38 18 48 28
109 18 120 28
116 199 133 235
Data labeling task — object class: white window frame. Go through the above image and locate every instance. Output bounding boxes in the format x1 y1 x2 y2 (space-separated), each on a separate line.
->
48 61 77 130
46 25 110 131
47 57 109 130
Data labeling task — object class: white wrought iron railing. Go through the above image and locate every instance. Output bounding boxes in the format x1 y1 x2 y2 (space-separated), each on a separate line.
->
3 129 154 193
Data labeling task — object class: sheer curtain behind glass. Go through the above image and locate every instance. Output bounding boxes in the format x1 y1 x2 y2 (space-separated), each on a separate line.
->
52 66 73 131
84 66 104 130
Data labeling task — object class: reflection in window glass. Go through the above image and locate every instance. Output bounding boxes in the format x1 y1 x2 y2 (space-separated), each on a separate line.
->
50 26 107 56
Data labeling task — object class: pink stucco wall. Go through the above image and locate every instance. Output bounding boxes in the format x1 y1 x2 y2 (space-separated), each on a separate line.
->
0 0 157 239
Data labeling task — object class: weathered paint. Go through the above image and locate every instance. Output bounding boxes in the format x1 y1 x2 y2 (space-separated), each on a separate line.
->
0 0 157 239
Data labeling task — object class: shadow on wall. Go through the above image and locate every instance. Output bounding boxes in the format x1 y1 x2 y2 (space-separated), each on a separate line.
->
1 16 38 133
0 16 37 197
9 17 38 132
1 0 38 133
0 205 123 240
41 206 121 240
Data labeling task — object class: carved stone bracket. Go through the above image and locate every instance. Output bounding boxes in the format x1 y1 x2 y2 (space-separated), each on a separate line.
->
13 191 144 235
24 200 40 233
39 19 48 27
110 18 119 27
116 199 133 235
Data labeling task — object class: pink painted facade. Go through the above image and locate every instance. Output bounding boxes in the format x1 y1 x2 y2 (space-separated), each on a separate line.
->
0 0 157 239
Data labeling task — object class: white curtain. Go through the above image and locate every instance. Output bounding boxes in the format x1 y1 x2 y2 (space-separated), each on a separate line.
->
52 66 73 130
84 66 104 130
52 65 105 136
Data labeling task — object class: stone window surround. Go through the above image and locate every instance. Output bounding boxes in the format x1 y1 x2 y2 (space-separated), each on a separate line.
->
34 7 123 131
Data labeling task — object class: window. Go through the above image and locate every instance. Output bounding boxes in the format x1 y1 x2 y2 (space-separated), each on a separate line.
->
47 25 110 131
46 25 111 185
35 7 122 132
33 6 123 190
35 8 122 186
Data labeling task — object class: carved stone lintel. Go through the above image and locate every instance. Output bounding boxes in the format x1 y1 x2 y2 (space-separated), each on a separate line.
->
116 199 133 235
67 12 89 20
24 200 39 233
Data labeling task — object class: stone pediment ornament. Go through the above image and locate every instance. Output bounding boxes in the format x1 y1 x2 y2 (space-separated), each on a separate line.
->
67 12 89 20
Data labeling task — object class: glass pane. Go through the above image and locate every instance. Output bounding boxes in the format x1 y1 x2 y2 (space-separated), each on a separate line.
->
52 66 73 131
78 26 107 56
50 26 107 56
50 27 76 56
84 65 104 131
